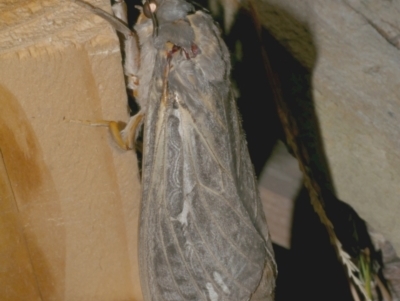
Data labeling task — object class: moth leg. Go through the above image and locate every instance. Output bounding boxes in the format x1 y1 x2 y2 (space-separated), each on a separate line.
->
69 119 128 150
69 0 143 149
160 43 177 105
121 111 145 150
161 63 171 105
111 0 128 24
69 111 144 151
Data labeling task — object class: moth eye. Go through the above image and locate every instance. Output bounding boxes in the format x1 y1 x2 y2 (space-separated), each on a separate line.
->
143 2 152 18
143 0 157 18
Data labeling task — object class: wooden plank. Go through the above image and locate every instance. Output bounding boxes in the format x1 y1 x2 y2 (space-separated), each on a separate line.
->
0 1 142 300
0 150 42 301
259 141 302 249
250 0 400 252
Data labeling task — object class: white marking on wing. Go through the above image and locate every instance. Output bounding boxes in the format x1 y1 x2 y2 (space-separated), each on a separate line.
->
176 199 190 226
206 283 219 301
213 271 230 294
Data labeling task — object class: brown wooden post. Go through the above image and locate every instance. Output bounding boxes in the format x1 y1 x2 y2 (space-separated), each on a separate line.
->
0 1 142 300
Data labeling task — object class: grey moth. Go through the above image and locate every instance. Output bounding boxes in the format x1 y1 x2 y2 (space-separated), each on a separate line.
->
73 0 276 300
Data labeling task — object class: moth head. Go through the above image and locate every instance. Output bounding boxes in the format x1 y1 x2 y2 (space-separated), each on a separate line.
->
142 0 195 34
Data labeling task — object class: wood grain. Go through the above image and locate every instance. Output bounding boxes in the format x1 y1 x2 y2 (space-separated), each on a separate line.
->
0 1 142 300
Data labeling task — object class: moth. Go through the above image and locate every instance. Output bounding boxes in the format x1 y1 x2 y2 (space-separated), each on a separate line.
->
72 0 276 300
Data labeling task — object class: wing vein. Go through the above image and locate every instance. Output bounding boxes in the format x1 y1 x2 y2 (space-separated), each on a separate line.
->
198 182 257 232
196 183 261 267
181 107 262 267
180 107 233 181
188 200 253 295
158 207 197 300
167 212 216 300
176 113 254 294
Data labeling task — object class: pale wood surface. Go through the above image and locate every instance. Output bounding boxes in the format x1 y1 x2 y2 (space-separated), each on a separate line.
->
249 0 400 253
0 1 142 300
258 141 302 249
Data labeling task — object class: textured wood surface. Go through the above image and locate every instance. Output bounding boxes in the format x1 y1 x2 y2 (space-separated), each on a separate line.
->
249 0 400 253
259 141 302 249
0 1 142 300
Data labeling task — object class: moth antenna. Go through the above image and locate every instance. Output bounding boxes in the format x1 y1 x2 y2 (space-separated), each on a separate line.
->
71 0 141 103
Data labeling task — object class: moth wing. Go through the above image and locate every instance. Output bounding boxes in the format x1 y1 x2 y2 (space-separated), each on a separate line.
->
139 11 275 301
